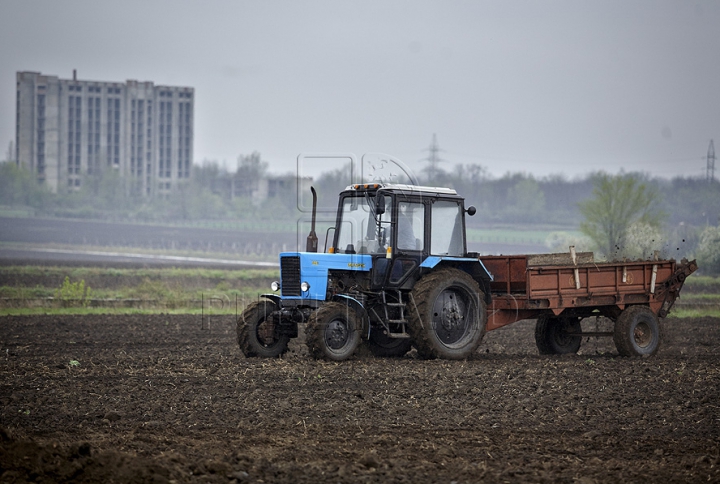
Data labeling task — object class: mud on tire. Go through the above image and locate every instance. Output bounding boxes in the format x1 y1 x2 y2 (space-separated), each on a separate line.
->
535 315 582 355
407 268 487 360
237 299 289 358
614 305 661 357
306 302 361 361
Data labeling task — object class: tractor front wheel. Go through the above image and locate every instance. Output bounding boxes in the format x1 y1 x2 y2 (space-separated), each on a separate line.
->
306 302 361 361
237 299 289 358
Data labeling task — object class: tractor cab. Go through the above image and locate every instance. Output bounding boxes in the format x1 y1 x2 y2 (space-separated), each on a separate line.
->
238 183 491 362
331 183 472 290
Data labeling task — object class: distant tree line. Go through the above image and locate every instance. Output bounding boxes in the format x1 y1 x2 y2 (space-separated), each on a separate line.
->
0 152 298 223
1 153 719 271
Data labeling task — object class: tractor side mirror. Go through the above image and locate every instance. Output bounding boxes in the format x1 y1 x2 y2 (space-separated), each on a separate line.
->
375 195 385 215
466 206 476 216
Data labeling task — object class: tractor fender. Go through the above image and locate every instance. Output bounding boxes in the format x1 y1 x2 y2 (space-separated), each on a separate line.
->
419 257 493 305
330 294 370 337
259 294 282 306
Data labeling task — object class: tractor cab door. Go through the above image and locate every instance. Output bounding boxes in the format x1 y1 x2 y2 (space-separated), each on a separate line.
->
371 199 427 290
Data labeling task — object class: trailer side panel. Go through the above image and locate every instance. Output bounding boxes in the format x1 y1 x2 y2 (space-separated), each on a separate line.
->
479 255 694 332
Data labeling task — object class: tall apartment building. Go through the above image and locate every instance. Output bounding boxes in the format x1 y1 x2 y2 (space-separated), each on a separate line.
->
15 70 194 196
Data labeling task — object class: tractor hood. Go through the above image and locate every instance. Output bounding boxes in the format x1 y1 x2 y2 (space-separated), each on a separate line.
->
278 252 372 301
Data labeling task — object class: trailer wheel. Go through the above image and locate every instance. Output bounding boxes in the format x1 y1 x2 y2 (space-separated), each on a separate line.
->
614 306 660 356
407 268 486 360
366 329 412 357
306 302 361 361
237 299 289 358
535 315 582 355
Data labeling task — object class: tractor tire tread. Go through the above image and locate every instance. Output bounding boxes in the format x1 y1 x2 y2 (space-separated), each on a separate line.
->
407 268 486 360
614 305 660 357
305 302 360 361
534 314 555 355
237 299 289 358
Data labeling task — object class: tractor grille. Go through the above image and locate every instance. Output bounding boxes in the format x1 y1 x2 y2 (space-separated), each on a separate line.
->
281 256 301 296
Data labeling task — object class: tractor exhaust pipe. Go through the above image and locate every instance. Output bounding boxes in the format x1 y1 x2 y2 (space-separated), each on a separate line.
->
306 186 318 252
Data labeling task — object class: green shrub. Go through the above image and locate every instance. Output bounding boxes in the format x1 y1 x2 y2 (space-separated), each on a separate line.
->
54 277 92 307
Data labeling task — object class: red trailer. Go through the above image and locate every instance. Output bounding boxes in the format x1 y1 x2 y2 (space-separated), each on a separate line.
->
479 252 698 356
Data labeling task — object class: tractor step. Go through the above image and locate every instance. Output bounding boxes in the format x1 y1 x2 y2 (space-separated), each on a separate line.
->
387 332 411 339
381 291 409 340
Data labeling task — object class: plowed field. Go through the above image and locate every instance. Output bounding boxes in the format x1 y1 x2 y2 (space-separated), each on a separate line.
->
1 314 719 483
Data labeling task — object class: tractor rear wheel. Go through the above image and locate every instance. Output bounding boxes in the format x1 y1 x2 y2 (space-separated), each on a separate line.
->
614 305 660 356
306 302 361 361
237 299 289 358
534 315 582 355
407 268 486 360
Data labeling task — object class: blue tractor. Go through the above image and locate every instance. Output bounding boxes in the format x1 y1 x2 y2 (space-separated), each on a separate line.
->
237 183 494 360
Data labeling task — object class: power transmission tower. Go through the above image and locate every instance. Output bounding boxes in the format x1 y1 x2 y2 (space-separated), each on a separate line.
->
708 139 716 183
422 133 445 181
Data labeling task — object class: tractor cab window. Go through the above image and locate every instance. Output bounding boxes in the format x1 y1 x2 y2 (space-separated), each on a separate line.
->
430 200 464 256
397 201 424 251
336 194 391 254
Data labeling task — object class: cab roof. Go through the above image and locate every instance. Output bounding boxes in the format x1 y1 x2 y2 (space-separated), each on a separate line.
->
344 183 458 196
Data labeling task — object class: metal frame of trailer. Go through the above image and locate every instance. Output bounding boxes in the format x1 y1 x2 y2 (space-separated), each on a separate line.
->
481 255 697 332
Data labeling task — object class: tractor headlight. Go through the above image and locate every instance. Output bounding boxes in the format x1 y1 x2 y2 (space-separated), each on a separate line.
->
271 281 280 292
300 281 310 292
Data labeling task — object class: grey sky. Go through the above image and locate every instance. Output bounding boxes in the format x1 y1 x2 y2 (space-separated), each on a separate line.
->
1 0 718 179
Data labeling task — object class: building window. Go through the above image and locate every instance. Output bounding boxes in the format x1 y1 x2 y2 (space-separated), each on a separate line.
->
159 100 172 179
36 94 46 177
87 97 101 174
177 102 191 178
68 96 81 176
106 97 120 166
131 100 137 176
146 103 152 172
138 100 144 178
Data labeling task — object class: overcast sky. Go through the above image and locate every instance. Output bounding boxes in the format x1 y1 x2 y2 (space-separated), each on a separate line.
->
1 0 718 180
